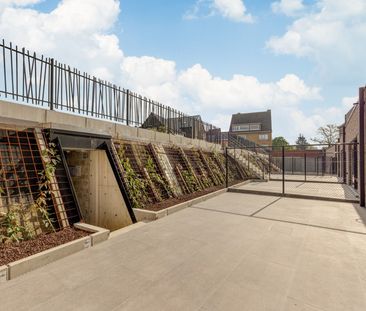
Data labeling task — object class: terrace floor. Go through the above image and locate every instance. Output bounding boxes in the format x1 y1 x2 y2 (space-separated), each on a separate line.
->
236 177 359 201
1 192 366 311
270 173 343 183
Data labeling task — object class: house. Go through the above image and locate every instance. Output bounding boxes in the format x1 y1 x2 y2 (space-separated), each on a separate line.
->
229 110 272 146
141 113 207 140
338 102 360 189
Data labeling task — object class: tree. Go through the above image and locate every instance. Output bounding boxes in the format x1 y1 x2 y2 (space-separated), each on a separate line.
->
311 124 339 146
272 136 289 150
296 134 309 150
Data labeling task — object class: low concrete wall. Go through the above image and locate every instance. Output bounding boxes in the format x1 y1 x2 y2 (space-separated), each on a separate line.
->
0 265 8 282
109 222 147 239
133 180 253 221
1 223 111 282
0 100 222 152
74 223 110 246
7 236 92 280
133 187 228 221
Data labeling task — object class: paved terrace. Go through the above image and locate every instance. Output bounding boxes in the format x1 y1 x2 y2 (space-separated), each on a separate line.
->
236 179 359 201
270 174 343 183
1 192 366 311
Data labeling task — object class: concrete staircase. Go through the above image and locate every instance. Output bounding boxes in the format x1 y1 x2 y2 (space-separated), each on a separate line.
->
227 133 281 180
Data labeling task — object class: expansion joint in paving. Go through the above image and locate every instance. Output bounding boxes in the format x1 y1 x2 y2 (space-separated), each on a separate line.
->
190 205 366 236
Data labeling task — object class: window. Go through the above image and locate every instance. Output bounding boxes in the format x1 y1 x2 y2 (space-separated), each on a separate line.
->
249 124 260 131
259 134 268 140
232 123 261 132
232 124 249 131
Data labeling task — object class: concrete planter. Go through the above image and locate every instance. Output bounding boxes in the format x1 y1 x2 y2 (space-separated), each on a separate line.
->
133 180 252 221
0 265 8 283
74 223 110 246
1 223 110 282
7 236 91 280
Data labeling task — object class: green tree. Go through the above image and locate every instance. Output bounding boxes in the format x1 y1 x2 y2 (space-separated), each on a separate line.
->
296 134 309 150
272 136 290 150
311 124 339 146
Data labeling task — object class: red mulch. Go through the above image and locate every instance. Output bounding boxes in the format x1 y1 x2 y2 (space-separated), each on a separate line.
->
145 184 225 211
0 228 89 266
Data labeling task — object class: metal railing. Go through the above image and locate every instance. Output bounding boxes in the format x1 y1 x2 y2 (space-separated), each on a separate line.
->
0 39 221 144
225 143 363 203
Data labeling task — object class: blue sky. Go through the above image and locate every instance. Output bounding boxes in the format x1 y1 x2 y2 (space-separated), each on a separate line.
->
1 0 365 143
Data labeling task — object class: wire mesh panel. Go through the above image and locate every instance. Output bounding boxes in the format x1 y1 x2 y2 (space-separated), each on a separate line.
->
0 129 71 241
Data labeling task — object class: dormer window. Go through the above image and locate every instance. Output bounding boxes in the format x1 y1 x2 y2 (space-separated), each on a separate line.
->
232 123 261 132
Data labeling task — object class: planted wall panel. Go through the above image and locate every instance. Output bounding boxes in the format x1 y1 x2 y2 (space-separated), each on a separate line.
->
0 129 68 242
114 139 251 211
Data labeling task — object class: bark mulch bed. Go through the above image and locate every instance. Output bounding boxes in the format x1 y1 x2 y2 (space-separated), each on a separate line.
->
144 184 225 211
0 228 89 266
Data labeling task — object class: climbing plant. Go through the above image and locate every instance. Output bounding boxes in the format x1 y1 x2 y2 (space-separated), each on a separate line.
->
32 142 60 231
117 146 148 209
180 167 200 193
0 141 60 243
0 204 33 243
146 156 173 199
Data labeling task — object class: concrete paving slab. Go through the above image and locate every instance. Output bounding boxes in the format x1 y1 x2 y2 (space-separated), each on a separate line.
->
236 180 359 201
256 197 366 234
1 192 366 311
194 192 279 215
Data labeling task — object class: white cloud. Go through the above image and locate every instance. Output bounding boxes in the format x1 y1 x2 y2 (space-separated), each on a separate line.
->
0 0 123 81
266 0 366 80
122 56 176 89
184 0 253 23
342 96 358 110
213 0 253 23
271 0 305 16
0 0 41 12
0 0 338 143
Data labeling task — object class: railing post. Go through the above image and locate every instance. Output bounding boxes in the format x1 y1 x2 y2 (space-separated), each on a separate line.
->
359 87 365 207
342 126 347 183
49 58 54 110
248 152 250 171
269 152 272 179
126 89 130 126
225 147 229 188
304 152 307 182
282 146 285 195
167 106 171 133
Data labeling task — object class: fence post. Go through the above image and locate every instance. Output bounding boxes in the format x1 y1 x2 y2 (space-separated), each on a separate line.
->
282 146 285 195
359 87 365 207
268 153 272 179
49 58 54 110
248 152 250 171
126 89 130 126
304 153 307 182
292 157 294 175
225 147 229 188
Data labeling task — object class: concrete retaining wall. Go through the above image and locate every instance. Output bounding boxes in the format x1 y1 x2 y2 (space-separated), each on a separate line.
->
0 100 221 152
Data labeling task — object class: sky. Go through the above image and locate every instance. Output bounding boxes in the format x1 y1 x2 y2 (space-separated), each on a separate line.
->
0 0 365 143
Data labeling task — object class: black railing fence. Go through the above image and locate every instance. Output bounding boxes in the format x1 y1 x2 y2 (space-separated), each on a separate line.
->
0 39 221 144
225 143 363 203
